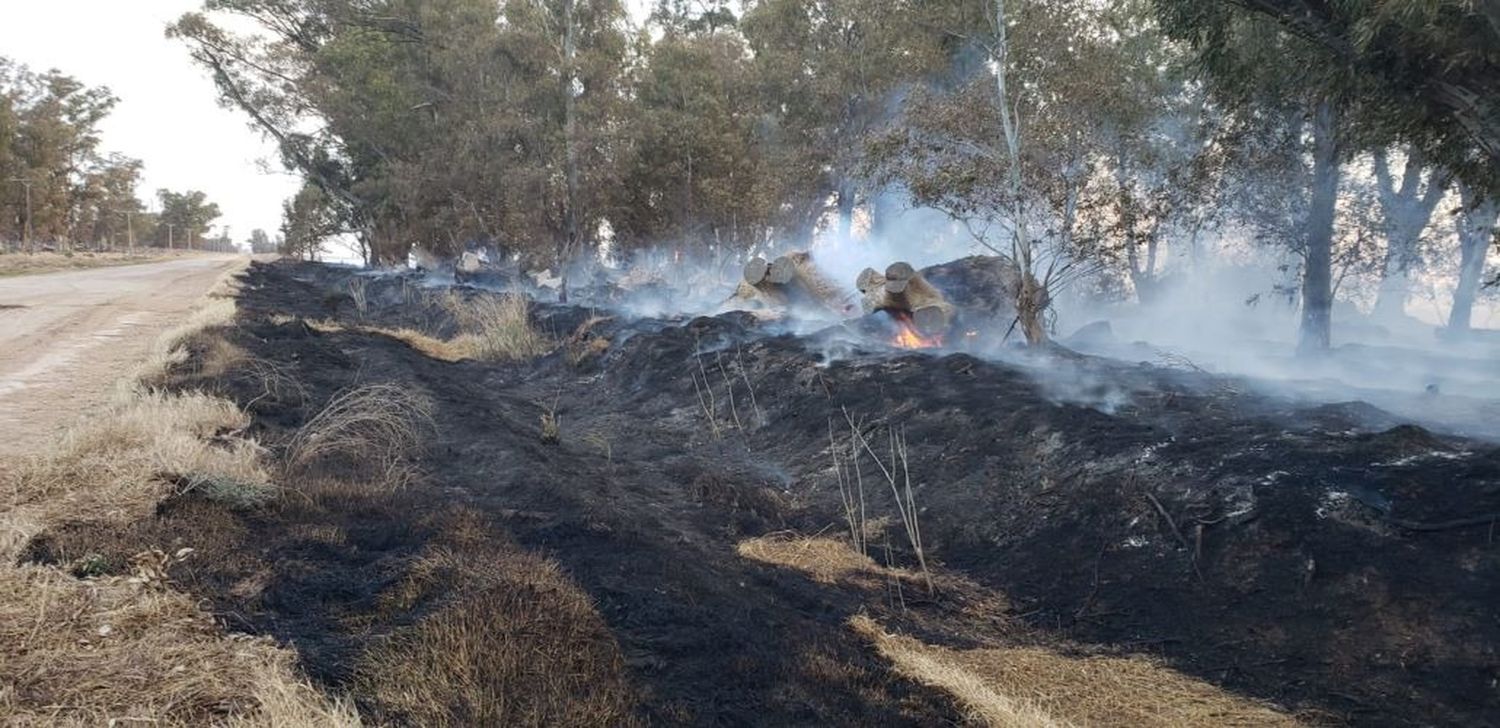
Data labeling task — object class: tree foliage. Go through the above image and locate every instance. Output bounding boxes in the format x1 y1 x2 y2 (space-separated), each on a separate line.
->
1153 0 1500 193
0 58 150 250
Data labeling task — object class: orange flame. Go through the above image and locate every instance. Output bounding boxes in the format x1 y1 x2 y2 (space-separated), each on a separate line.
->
888 311 943 349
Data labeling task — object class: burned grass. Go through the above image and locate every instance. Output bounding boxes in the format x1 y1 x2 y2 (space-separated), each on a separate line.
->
32 258 1496 726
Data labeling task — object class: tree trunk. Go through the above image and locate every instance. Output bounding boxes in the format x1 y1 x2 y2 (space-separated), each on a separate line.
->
559 0 580 303
1299 100 1340 355
1372 146 1450 319
836 176 856 240
1448 181 1499 331
992 0 1046 345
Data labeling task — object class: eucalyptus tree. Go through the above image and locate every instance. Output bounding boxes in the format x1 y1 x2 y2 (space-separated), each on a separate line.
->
1155 0 1500 194
0 59 121 249
740 0 951 243
1369 145 1451 319
171 0 630 268
1449 180 1500 331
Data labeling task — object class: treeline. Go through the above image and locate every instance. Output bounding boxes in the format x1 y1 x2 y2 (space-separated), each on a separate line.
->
175 0 1500 344
0 59 228 252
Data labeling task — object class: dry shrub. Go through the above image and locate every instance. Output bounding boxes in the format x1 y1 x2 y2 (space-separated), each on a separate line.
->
849 616 1301 728
285 384 435 490
443 292 551 361
356 516 637 727
737 534 889 584
1 390 273 559
564 315 614 367
0 566 357 727
239 355 310 410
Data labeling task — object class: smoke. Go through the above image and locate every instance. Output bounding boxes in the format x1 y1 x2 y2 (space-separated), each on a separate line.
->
1048 243 1500 440
394 185 1499 441
807 198 982 289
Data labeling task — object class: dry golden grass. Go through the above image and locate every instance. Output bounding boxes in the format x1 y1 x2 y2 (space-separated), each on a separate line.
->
1 390 273 558
849 616 1302 728
304 295 551 363
129 286 240 389
0 566 357 727
737 534 890 583
285 384 435 490
0 249 182 277
367 326 470 362
0 261 356 726
356 515 638 727
442 292 552 361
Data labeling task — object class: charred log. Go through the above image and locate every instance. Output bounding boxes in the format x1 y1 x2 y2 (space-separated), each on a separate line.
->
857 262 957 337
724 252 853 317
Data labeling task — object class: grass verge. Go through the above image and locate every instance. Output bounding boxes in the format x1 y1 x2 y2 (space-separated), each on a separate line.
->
0 262 357 725
0 250 211 277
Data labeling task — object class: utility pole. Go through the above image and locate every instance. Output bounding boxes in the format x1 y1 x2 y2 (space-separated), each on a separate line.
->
166 222 175 250
8 177 33 252
116 209 136 253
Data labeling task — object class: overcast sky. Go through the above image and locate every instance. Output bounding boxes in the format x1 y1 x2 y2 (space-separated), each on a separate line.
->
0 1 298 240
0 0 652 244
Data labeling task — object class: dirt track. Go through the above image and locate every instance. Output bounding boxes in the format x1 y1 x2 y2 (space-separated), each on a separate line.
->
0 256 242 456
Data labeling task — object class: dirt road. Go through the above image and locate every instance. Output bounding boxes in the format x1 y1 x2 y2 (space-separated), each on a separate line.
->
0 256 243 456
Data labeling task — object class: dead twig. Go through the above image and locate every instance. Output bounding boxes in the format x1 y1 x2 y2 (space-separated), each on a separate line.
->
1074 540 1109 621
1145 491 1203 581
1385 512 1500 532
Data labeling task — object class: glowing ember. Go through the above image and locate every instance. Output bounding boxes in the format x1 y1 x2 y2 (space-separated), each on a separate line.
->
888 311 943 349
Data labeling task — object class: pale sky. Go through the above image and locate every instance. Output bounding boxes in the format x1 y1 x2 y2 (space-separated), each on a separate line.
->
1 0 299 241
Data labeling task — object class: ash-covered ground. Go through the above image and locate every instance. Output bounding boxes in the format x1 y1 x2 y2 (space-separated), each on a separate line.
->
30 259 1500 725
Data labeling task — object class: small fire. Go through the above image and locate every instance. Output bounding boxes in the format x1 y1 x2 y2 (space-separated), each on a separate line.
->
889 311 943 349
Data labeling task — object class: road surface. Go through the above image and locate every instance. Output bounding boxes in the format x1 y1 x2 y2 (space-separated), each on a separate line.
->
0 256 243 456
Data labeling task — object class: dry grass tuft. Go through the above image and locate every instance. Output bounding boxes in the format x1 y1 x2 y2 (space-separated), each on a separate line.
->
367 327 471 362
564 315 614 367
130 297 240 389
285 384 435 490
0 565 357 726
442 292 551 361
737 534 890 584
849 616 1302 728
356 518 638 727
300 293 551 363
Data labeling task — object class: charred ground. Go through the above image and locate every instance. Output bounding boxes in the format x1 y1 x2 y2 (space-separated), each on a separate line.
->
25 259 1500 726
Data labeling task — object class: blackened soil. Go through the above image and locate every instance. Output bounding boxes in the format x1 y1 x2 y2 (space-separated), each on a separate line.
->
31 260 1500 726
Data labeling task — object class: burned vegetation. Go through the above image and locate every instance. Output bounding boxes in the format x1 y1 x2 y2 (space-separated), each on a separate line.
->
16 258 1499 726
